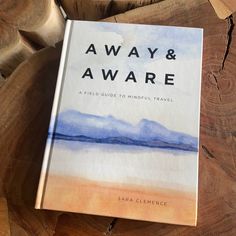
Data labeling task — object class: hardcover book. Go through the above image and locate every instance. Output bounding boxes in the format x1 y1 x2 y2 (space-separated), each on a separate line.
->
36 20 203 226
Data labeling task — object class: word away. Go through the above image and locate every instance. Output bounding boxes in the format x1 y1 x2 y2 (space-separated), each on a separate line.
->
85 44 176 60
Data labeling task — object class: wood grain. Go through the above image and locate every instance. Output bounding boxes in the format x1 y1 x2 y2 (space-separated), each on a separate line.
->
54 214 113 236
209 0 236 19
0 198 11 236
0 45 63 235
103 0 208 23
0 0 235 235
0 0 65 47
60 0 164 20
0 22 35 77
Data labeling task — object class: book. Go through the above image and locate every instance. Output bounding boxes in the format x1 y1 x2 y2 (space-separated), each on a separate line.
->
35 20 203 226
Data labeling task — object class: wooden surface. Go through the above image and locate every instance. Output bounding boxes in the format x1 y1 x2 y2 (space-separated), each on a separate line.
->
60 0 164 20
0 0 65 78
0 0 236 235
0 0 65 47
0 198 11 235
209 0 236 19
0 22 35 77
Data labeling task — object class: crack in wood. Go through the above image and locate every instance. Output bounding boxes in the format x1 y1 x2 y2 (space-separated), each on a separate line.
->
209 15 234 102
211 71 222 101
74 0 80 19
113 15 118 22
221 15 234 70
202 145 216 159
104 218 118 235
53 212 64 235
0 72 6 80
106 0 115 18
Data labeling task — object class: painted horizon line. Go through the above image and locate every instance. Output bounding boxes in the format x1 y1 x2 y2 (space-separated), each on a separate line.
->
49 109 198 152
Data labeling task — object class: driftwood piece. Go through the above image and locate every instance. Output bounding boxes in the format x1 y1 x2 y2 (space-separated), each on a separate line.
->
210 0 236 19
0 0 65 47
0 0 236 235
60 0 163 20
0 198 10 236
0 22 35 77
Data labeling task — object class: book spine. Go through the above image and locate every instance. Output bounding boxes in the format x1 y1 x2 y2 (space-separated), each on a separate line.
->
194 29 204 226
35 19 73 209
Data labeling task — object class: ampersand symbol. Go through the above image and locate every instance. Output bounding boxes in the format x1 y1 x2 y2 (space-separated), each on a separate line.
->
166 49 176 60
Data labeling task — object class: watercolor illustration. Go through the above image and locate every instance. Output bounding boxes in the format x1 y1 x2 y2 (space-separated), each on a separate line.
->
50 109 198 152
37 21 202 226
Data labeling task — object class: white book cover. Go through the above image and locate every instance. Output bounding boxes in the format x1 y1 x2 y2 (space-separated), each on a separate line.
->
36 20 203 226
